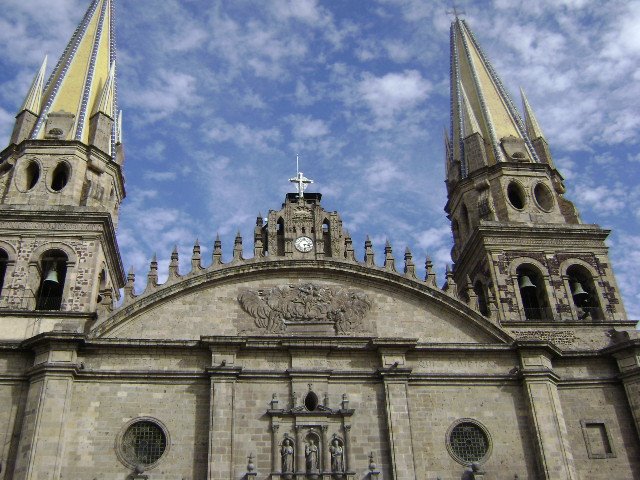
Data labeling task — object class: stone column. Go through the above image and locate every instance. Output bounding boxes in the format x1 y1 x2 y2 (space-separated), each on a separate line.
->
295 425 304 475
12 333 81 480
343 424 354 472
321 425 330 473
271 423 280 474
519 344 577 480
380 370 416 479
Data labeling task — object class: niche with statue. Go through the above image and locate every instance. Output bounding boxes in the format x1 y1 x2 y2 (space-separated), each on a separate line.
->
267 388 355 479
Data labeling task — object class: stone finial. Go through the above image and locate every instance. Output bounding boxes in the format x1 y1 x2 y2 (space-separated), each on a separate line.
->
364 236 375 266
148 253 158 283
341 393 349 410
368 451 380 478
323 392 329 407
124 267 136 299
254 213 265 258
291 391 297 408
246 453 256 475
213 233 223 266
465 275 479 310
425 256 437 287
384 239 396 272
168 245 180 279
270 393 279 410
442 264 457 298
344 231 356 262
233 231 244 262
256 213 264 227
404 247 416 279
191 239 202 271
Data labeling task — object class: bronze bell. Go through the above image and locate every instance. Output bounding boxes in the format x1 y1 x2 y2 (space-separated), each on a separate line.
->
518 275 536 290
571 281 588 300
43 263 59 284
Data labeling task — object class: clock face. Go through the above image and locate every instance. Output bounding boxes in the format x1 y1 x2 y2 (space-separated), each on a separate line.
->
294 236 314 253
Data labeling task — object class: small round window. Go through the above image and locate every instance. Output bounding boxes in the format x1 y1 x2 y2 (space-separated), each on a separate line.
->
446 419 491 466
118 419 168 469
506 181 525 210
50 162 70 191
533 182 553 211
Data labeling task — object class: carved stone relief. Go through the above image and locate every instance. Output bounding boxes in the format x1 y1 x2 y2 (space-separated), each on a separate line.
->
238 283 372 334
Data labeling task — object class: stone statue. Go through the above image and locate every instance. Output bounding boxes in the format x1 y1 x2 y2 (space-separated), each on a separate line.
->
281 438 294 473
305 439 319 471
329 438 344 472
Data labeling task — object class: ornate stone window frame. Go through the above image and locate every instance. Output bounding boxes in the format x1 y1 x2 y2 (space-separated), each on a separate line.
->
115 416 170 471
445 418 492 466
580 419 616 459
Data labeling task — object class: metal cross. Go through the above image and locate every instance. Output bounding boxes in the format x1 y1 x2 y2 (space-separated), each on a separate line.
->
289 154 313 199
446 3 466 18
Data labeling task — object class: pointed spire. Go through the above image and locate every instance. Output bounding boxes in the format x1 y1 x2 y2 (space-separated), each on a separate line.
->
31 0 117 150
450 18 538 174
191 239 202 272
520 88 545 140
425 256 437 287
384 240 396 272
93 60 116 118
404 247 416 280
364 236 375 266
213 233 223 266
19 56 48 115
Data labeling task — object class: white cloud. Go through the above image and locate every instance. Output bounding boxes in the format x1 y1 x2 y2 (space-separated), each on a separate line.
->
143 171 177 182
290 115 330 139
358 70 431 123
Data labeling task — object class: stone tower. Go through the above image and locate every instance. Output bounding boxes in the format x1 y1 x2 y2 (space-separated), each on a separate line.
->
444 18 626 322
0 0 124 328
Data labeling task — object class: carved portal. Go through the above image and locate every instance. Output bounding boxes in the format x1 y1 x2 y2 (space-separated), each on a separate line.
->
238 283 372 334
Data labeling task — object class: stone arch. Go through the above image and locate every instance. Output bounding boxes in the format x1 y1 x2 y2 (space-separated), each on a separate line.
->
276 217 285 256
473 279 489 317
560 259 605 320
512 261 553 320
35 249 69 311
322 218 331 257
0 242 17 302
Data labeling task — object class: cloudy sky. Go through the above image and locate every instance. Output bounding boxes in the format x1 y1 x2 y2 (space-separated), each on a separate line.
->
0 0 639 319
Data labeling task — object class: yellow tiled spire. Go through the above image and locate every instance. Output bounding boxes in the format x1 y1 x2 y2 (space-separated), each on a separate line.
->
19 56 48 115
31 0 116 146
449 18 538 176
520 88 545 140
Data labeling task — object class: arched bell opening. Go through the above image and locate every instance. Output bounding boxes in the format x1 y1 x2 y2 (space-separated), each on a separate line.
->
276 217 285 256
567 265 602 320
322 219 331 257
474 280 489 317
0 249 8 296
36 249 68 310
516 265 551 320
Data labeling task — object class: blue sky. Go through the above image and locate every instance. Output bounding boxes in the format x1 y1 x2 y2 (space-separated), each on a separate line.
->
0 0 639 319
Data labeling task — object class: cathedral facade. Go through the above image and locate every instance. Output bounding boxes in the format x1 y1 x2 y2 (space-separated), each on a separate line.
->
0 1 639 479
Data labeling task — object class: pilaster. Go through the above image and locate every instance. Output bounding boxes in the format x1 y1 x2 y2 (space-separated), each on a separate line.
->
608 339 640 441
517 342 577 480
12 333 82 480
206 342 242 480
378 346 415 480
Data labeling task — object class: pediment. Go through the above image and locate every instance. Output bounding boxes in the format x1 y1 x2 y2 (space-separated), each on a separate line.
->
90 260 512 345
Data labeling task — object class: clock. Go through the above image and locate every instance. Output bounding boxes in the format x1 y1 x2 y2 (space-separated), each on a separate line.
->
294 236 314 253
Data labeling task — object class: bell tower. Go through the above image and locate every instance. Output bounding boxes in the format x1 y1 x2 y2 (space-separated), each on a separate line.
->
0 0 125 326
257 167 346 259
445 18 626 322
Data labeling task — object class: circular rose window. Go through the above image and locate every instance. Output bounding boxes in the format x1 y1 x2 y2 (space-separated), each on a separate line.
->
446 419 492 465
117 419 168 469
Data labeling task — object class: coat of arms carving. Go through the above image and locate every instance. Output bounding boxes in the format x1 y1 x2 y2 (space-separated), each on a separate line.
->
238 284 372 334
